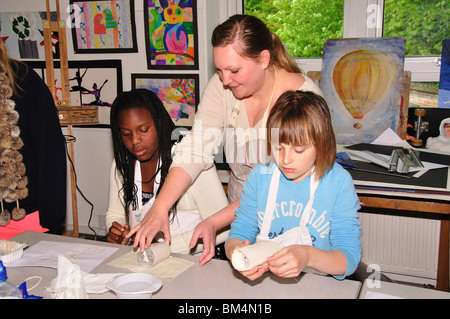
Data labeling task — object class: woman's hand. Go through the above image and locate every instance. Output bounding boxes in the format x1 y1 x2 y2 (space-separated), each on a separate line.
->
106 222 130 245
126 203 171 252
189 218 218 266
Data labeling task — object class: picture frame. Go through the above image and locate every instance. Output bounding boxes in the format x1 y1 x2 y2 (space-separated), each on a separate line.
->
144 0 199 70
70 0 138 54
132 73 199 127
320 37 406 144
26 60 123 125
0 11 55 60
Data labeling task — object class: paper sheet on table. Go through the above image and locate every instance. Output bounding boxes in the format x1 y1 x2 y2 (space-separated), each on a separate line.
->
107 249 194 279
347 150 447 173
348 128 448 174
364 291 403 299
8 241 118 273
371 127 411 147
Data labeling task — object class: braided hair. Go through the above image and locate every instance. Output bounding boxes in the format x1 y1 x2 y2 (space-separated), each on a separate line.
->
110 88 176 216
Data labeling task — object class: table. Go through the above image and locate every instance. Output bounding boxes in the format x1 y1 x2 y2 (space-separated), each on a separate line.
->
359 279 450 299
6 232 362 300
220 164 450 292
338 144 450 291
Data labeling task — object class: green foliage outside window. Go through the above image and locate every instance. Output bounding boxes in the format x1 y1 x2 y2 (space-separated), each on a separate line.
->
244 0 343 57
384 0 449 56
244 0 449 58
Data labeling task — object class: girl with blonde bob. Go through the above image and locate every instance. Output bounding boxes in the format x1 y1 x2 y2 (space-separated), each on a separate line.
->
225 90 362 281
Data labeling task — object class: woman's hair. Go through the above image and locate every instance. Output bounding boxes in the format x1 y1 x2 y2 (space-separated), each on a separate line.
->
0 38 23 94
211 14 302 74
110 88 176 215
266 90 336 180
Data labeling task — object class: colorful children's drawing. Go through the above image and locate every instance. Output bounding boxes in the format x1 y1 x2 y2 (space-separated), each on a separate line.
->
438 39 450 109
133 74 198 127
0 12 48 59
145 0 198 69
71 0 137 53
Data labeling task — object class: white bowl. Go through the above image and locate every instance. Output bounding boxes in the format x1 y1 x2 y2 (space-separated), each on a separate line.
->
106 273 162 299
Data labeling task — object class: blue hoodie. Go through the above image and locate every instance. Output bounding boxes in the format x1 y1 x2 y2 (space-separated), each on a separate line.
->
228 161 362 279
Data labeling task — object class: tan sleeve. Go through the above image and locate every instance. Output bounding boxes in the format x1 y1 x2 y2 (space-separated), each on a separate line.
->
171 73 231 181
105 160 127 230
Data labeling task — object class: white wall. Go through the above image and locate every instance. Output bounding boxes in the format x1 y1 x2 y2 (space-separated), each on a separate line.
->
0 0 238 235
62 127 113 236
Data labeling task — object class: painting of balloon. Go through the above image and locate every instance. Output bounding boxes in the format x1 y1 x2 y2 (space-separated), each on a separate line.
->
132 73 199 127
144 0 198 70
321 38 406 144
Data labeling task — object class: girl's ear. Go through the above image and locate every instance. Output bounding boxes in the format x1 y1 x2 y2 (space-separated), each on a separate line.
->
259 50 271 69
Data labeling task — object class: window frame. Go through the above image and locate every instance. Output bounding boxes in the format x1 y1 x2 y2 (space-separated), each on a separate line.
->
237 0 441 82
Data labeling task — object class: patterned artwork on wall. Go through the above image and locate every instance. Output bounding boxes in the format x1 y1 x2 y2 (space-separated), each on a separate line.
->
132 73 198 127
70 0 137 53
144 0 198 70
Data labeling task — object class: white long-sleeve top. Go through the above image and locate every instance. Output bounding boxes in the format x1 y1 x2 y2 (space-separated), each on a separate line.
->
105 160 230 254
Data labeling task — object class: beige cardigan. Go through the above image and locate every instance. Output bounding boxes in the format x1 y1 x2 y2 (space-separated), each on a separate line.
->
105 160 229 254
172 72 322 200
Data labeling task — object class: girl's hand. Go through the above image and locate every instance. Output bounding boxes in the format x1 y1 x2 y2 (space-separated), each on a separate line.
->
106 222 130 245
228 239 270 281
266 245 309 278
239 263 270 281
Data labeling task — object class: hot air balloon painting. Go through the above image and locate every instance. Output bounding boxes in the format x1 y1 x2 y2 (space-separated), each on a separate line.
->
145 0 198 70
320 38 406 144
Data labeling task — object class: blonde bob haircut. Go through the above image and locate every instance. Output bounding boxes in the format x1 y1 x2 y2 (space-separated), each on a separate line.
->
266 90 336 180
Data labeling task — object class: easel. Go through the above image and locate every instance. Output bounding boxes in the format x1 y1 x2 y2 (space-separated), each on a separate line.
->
43 0 98 238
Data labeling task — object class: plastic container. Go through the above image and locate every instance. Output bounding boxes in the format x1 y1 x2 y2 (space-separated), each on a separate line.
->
0 261 22 299
106 273 162 299
0 239 28 264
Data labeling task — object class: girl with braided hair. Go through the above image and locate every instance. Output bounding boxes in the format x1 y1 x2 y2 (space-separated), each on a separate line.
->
106 89 229 256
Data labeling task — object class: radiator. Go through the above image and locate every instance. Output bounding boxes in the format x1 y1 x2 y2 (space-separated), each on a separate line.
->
358 212 440 282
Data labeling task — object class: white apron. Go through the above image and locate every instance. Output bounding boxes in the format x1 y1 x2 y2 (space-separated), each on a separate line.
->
231 166 320 272
256 166 319 247
128 160 161 229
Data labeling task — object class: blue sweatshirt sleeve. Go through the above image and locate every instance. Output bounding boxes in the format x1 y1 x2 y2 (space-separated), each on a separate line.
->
328 168 362 279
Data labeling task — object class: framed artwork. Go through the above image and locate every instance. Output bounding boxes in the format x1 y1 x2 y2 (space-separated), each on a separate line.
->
438 39 449 109
0 11 56 60
132 73 199 127
320 37 406 144
144 0 199 70
70 0 137 53
26 60 123 125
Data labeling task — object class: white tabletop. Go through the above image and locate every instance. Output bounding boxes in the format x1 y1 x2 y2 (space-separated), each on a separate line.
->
5 232 362 299
359 279 450 299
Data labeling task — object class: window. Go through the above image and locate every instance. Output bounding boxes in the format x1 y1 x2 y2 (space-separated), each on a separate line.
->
243 0 448 107
244 0 343 58
383 0 448 57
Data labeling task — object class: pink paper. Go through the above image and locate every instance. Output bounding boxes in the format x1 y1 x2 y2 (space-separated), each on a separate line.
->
0 211 48 240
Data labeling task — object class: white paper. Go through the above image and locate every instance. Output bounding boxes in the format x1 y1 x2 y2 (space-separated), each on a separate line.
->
371 127 405 146
364 291 403 299
8 241 118 273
